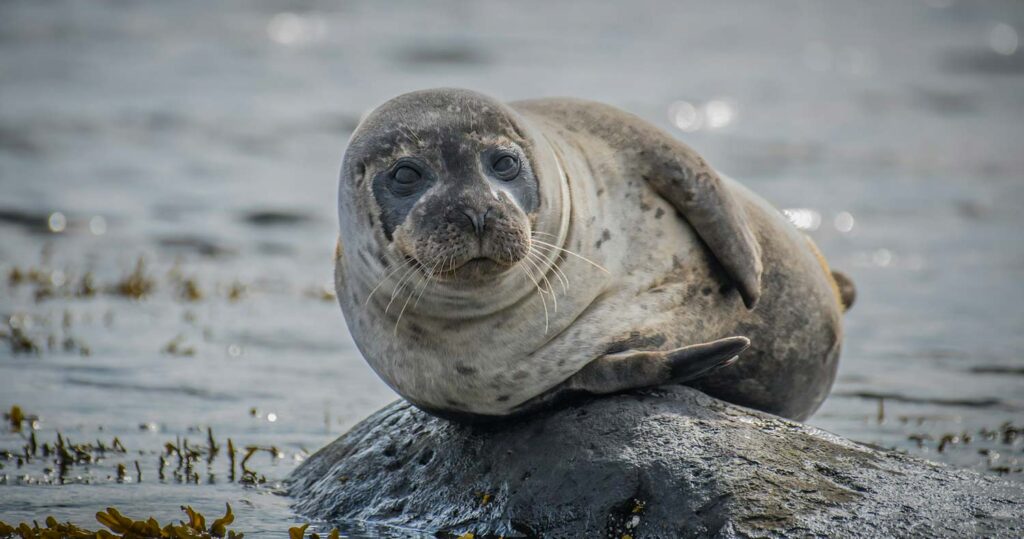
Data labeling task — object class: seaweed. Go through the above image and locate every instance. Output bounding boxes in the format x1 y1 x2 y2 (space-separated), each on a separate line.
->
162 335 196 357
180 279 204 302
304 284 336 302
226 281 246 302
1 318 41 355
113 257 155 299
0 504 246 538
5 406 26 431
0 505 341 539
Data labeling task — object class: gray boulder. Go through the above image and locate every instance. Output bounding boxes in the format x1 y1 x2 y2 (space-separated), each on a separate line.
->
289 386 1024 538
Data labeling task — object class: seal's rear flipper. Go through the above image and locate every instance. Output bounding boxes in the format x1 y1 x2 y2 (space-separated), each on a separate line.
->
666 336 750 382
831 270 856 312
566 336 751 395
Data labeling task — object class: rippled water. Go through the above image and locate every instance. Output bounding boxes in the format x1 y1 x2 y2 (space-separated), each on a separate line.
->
1 0 1022 535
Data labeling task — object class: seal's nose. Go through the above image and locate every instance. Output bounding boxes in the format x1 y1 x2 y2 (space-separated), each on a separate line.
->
450 205 492 237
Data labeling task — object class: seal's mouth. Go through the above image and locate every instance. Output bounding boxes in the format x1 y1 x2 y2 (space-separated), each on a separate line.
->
432 256 508 282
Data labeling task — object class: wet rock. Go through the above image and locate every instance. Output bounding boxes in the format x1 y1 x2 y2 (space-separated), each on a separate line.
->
393 43 489 67
242 209 313 227
289 386 1024 538
157 235 236 258
0 208 52 233
942 49 1024 76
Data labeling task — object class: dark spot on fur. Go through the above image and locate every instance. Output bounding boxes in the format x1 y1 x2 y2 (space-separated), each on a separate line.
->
702 286 712 296
640 201 651 212
595 229 612 249
604 332 667 355
456 364 477 375
513 370 530 380
367 212 375 227
596 188 605 196
557 358 566 367
496 394 510 402
655 207 665 219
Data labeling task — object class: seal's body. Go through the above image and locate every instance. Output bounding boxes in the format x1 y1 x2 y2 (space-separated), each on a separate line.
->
335 89 852 422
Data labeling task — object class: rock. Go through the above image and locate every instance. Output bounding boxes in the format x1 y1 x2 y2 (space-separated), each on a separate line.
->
289 386 1024 538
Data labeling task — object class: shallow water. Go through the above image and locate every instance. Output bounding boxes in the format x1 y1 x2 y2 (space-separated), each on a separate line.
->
1 0 1022 535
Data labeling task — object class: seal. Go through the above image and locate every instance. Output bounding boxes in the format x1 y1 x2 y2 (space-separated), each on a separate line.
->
334 88 854 422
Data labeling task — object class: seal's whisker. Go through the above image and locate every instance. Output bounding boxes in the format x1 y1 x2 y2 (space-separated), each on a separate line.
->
528 246 570 293
530 231 567 244
413 256 445 309
385 259 423 315
526 247 567 297
522 250 556 300
518 263 549 333
395 256 442 334
365 257 415 306
550 260 571 293
531 238 610 274
387 262 420 307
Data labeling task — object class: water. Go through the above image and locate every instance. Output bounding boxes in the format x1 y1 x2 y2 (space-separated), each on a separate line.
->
1 0 1022 535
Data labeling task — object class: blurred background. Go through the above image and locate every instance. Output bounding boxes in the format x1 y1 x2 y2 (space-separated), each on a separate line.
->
1 0 1022 534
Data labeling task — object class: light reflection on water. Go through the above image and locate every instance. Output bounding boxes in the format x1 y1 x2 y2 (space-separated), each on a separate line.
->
1 0 1023 534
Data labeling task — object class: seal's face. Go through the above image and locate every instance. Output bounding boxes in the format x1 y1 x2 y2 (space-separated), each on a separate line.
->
373 139 538 282
344 90 540 284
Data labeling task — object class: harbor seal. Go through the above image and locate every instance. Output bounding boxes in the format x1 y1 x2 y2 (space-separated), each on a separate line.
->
334 88 854 422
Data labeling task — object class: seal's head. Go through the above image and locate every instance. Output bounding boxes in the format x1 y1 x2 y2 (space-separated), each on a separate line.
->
341 89 546 284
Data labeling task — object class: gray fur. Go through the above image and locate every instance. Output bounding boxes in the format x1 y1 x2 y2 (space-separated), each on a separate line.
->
335 88 846 421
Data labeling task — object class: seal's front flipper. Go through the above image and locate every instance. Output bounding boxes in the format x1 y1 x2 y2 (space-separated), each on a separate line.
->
646 165 763 310
515 99 763 308
567 336 750 395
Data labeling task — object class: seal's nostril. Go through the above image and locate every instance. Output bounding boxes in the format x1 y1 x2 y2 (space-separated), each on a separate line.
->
456 207 487 236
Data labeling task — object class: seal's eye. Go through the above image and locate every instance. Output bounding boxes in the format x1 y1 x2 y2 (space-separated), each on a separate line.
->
393 165 421 185
491 153 520 180
389 164 424 196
